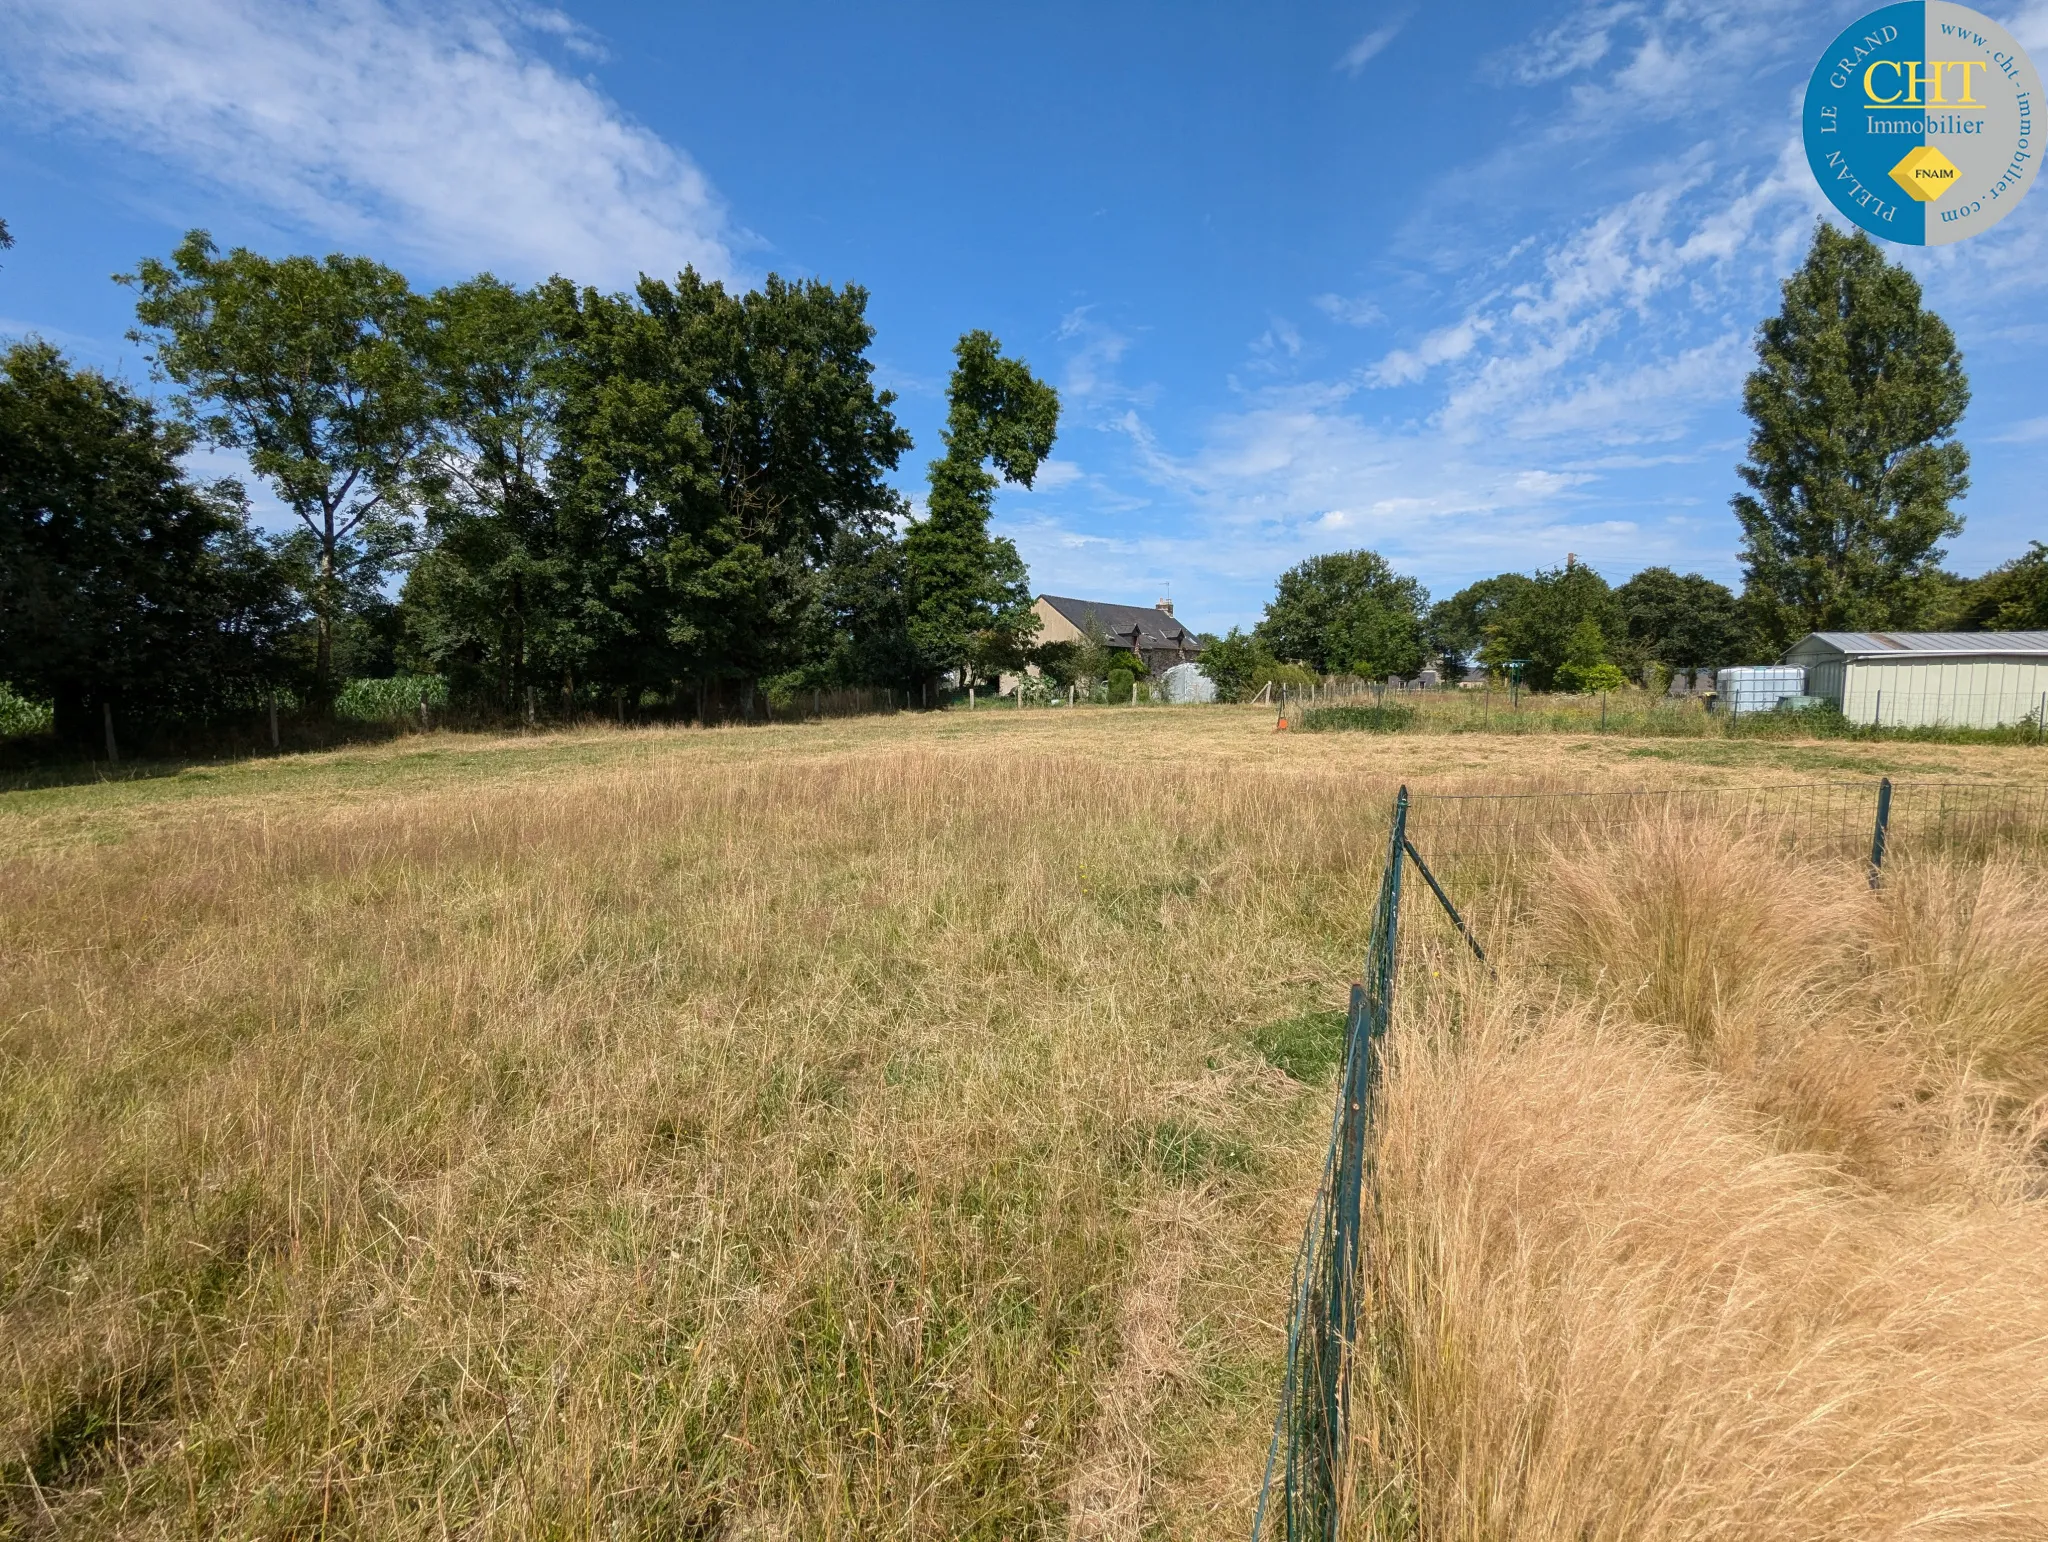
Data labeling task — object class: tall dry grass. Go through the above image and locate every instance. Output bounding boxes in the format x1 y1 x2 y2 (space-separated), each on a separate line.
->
1 739 1407 1539
9 715 2045 1540
1356 818 2048 1539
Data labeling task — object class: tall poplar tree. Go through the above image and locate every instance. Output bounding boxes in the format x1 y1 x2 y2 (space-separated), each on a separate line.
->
1734 225 1969 649
905 331 1059 684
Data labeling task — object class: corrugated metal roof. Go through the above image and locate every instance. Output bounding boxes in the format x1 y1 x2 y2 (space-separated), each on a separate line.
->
1798 630 2048 658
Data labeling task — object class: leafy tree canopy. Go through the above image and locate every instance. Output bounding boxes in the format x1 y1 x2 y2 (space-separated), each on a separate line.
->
904 331 1058 682
1197 627 1266 702
1444 561 1620 691
1256 549 1427 677
401 275 575 706
1954 542 2048 632
123 231 437 702
0 341 298 744
1552 616 1622 692
1615 566 1749 672
1425 574 1535 670
1734 224 1969 651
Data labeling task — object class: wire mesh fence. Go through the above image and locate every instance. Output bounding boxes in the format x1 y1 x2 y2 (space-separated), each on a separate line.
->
1252 789 1408 1542
1271 675 2048 741
1405 778 2048 881
1249 774 2046 1537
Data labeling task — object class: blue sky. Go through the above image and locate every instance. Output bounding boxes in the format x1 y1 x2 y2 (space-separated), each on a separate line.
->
3 0 2045 634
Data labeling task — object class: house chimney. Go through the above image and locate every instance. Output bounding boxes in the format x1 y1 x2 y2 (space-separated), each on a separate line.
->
1156 597 1173 615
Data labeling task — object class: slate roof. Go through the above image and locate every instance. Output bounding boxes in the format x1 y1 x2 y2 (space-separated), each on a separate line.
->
1040 595 1203 654
1795 630 2048 658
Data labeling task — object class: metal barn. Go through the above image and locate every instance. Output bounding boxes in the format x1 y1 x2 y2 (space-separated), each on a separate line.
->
1783 631 2048 728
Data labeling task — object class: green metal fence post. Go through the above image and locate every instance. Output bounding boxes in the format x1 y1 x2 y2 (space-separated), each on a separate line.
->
1869 777 1893 889
1252 785 1409 1542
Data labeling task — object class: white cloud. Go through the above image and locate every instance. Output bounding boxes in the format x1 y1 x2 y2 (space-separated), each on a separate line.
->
1501 335 1750 444
1337 15 1408 75
1498 3 1630 84
1056 308 1150 408
1989 415 2048 444
1027 458 1085 489
1248 315 1304 369
0 0 735 286
1512 469 1596 497
1312 293 1384 327
1366 314 1490 386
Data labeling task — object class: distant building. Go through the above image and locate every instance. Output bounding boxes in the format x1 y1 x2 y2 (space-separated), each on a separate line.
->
1033 595 1204 675
1783 631 2048 728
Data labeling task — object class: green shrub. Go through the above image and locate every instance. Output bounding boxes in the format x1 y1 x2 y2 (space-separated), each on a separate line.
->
1256 661 1319 694
1106 668 1135 703
1296 704 1416 733
1555 660 1628 693
0 682 54 738
333 675 448 722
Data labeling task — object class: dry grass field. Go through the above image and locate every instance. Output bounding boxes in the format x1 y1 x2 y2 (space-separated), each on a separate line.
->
3 705 2044 1539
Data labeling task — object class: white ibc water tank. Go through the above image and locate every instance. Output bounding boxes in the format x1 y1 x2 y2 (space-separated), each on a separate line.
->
1160 661 1216 704
1715 665 1806 713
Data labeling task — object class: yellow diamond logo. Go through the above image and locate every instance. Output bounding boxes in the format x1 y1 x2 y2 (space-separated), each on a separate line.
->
1890 145 1961 203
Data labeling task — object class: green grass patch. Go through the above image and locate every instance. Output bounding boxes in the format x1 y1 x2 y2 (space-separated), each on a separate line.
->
1296 704 1416 734
1251 1008 1348 1083
1143 1119 1257 1183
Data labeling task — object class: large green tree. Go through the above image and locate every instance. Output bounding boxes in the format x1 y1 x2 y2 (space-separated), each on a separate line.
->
0 341 297 746
1491 561 1621 690
1425 573 1535 672
1734 225 1969 649
1615 566 1749 673
1956 542 2048 631
401 275 577 707
123 232 437 704
810 517 923 690
1433 561 1621 691
1257 549 1427 677
905 331 1059 684
546 269 912 706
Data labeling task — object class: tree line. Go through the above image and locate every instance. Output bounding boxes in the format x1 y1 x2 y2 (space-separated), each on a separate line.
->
1 227 1056 748
1198 226 2047 700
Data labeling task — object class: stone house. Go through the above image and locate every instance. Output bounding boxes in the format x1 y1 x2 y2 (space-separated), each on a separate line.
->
1031 595 1204 675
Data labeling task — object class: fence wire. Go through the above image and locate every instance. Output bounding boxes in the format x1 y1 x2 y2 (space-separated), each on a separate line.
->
1252 788 1408 1542
1249 775 2045 1538
1405 778 2048 877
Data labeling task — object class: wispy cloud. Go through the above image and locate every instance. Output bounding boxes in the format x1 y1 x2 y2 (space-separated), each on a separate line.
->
1056 307 1152 409
1495 1 1631 84
0 0 735 286
1366 314 1491 386
1989 415 2048 444
1312 292 1383 327
1336 14 1408 75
